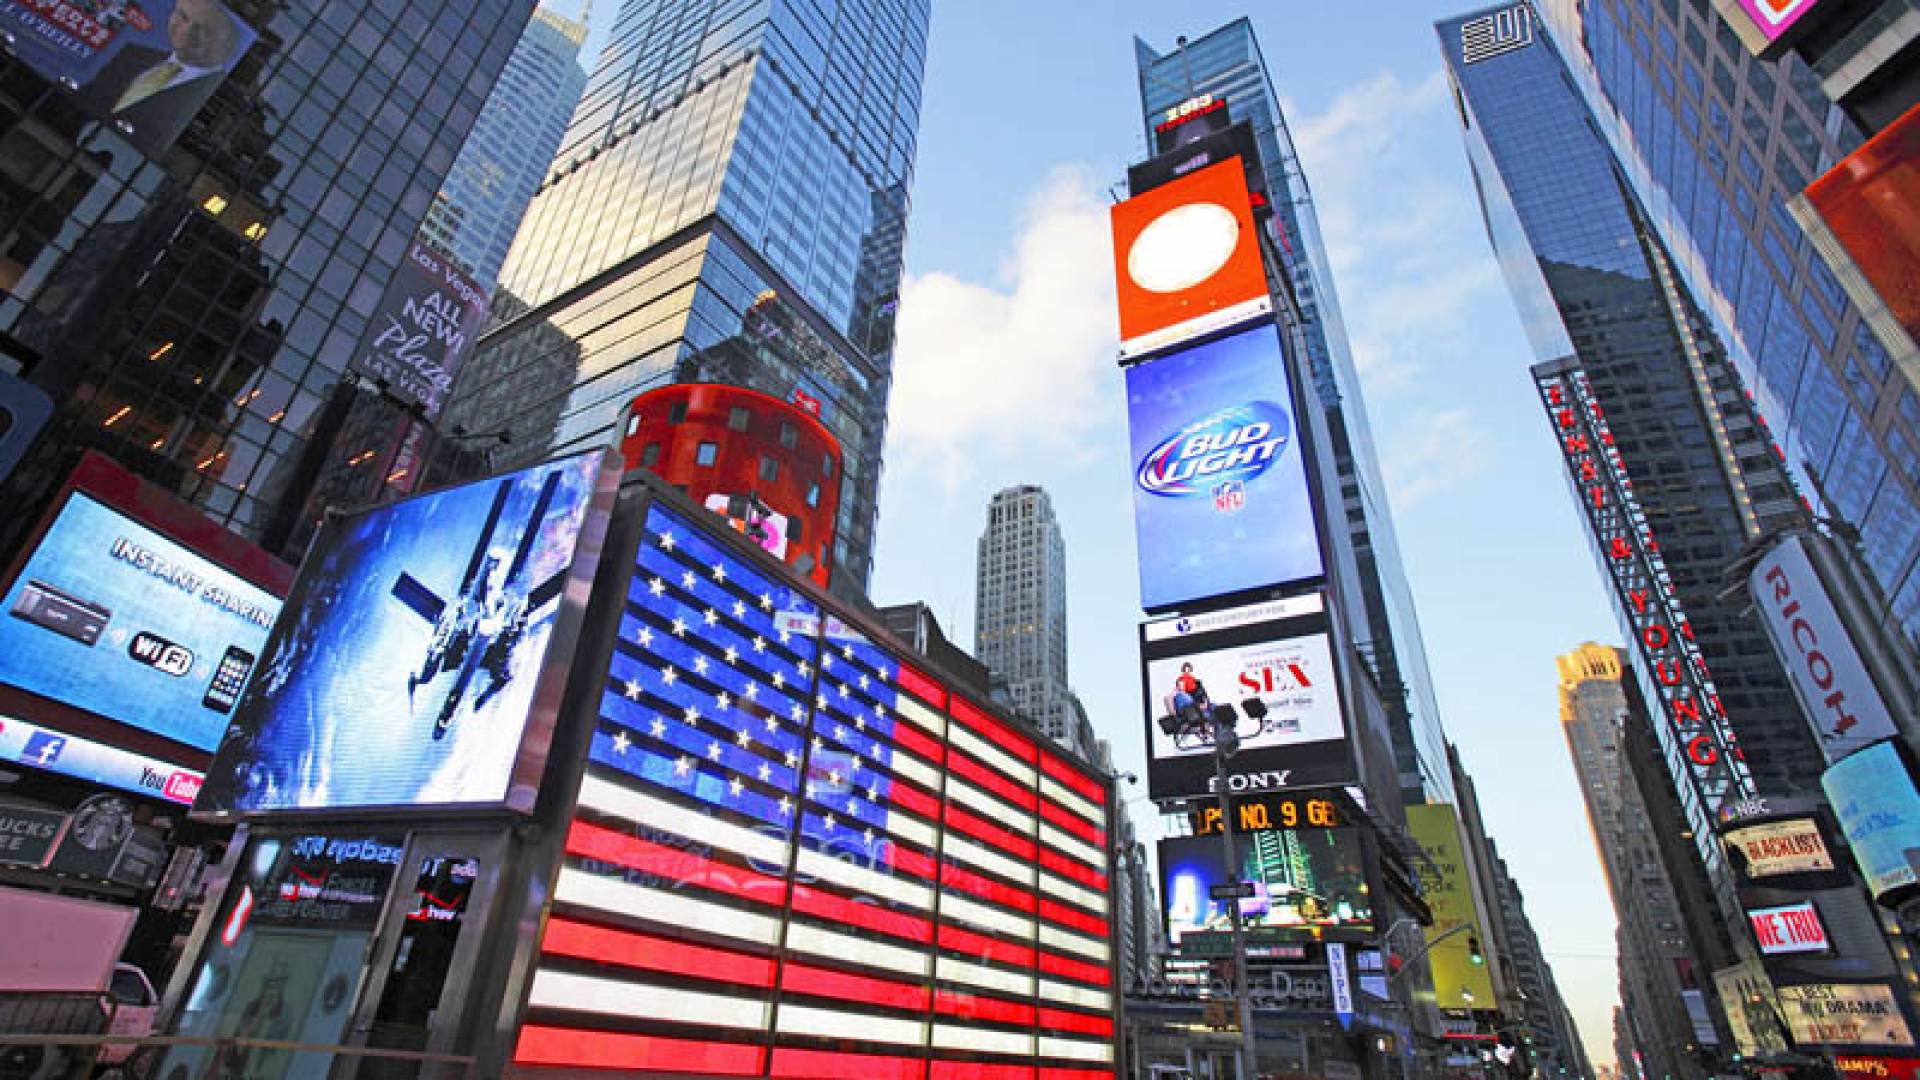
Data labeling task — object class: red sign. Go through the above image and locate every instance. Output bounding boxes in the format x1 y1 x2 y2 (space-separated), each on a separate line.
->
1110 156 1271 358
1835 1056 1920 1080
1748 901 1830 955
1802 103 1920 357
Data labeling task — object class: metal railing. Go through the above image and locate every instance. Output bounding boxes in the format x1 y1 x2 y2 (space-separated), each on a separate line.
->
0 1032 477 1080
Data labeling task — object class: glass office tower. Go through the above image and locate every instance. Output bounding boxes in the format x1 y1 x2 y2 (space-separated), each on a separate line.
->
1439 3 1828 1004
442 0 929 596
1528 0 1920 654
419 6 591 290
0 0 535 558
1136 22 1456 804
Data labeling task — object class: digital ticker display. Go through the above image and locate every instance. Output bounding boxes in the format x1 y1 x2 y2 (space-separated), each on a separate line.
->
514 499 1119 1077
1126 323 1324 611
195 453 610 816
0 494 281 751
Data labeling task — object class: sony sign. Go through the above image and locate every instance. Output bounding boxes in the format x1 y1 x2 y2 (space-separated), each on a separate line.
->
1750 535 1898 763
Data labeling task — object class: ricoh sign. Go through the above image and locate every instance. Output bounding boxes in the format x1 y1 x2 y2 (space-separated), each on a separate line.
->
1749 535 1898 763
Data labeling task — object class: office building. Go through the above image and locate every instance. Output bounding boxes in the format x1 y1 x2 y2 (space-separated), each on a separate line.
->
1525 0 1920 655
0 0 537 559
440 0 930 596
974 484 1094 756
1489 842 1594 1076
419 5 590 289
1137 21 1456 807
1440 0 1823 918
1558 644 1716 1080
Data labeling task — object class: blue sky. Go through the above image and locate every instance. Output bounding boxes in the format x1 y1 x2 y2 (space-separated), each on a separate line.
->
576 0 1629 1063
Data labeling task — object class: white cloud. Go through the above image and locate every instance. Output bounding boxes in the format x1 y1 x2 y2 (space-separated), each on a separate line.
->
887 167 1119 485
1384 407 1490 506
1285 69 1504 397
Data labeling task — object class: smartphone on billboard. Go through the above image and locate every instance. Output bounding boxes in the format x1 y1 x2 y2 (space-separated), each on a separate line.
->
201 645 257 713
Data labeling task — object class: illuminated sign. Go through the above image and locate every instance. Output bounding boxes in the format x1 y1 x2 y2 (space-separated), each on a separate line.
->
1749 901 1830 955
0 804 66 868
1736 0 1824 40
1190 792 1344 836
1156 94 1224 132
1750 535 1898 762
1835 1056 1920 1080
1724 817 1835 878
0 493 282 751
0 0 258 159
0 715 203 805
350 240 489 421
1111 156 1271 358
1160 830 1373 947
195 452 615 817
1139 595 1352 801
1822 742 1920 903
1777 983 1915 1048
1127 325 1324 610
513 497 1118 1076
1406 804 1496 1010
1537 369 1753 815
1796 104 1920 375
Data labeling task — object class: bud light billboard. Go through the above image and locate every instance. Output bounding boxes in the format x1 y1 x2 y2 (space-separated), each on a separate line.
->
194 451 618 818
1126 323 1323 612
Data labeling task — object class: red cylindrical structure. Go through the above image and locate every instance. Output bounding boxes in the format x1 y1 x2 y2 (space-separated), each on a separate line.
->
618 384 842 588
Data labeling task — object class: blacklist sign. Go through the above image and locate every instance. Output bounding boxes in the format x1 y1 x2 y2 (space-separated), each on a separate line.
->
350 240 488 421
1212 881 1256 901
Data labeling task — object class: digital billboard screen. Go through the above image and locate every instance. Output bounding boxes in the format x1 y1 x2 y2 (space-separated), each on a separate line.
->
1 0 258 159
1822 741 1920 904
1139 595 1352 801
1724 816 1836 879
1126 323 1324 612
1160 829 1372 947
195 452 613 817
0 492 281 751
1801 104 1920 359
1111 155 1271 359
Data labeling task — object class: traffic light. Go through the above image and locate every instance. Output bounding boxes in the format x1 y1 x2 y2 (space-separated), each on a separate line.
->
1210 705 1241 757
1468 934 1485 965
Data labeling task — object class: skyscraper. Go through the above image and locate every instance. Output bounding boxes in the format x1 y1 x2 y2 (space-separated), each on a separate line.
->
441 0 929 594
1489 842 1595 1075
1137 22 1456 806
419 5 590 290
1439 1 1821 874
1558 643 1717 1080
1526 0 1920 655
0 0 537 559
974 484 1094 757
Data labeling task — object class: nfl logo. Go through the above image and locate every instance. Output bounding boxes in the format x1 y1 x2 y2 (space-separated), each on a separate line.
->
1213 480 1245 513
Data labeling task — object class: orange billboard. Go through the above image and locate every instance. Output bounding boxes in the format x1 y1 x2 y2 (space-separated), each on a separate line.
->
1801 102 1920 353
1111 156 1272 359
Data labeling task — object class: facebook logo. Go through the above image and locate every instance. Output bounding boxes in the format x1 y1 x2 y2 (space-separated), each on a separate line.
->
22 732 66 766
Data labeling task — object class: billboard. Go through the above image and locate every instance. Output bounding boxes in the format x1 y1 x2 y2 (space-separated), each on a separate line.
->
1822 742 1920 904
1749 901 1830 955
1750 535 1899 762
1126 324 1324 611
0 372 54 485
1724 816 1836 878
1735 0 1825 41
350 240 489 421
1776 983 1915 1049
194 452 614 817
1 715 202 804
1797 104 1920 357
0 491 281 750
1160 829 1373 947
1406 804 1496 1010
2 0 257 158
1139 595 1351 800
1111 155 1271 358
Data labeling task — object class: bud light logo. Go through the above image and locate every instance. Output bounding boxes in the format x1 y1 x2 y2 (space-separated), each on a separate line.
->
1136 401 1292 497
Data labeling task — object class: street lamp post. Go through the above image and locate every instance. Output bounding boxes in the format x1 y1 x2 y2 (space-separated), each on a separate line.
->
1210 708 1259 1080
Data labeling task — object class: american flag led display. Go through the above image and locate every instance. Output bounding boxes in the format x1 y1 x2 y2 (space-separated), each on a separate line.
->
514 502 1118 1078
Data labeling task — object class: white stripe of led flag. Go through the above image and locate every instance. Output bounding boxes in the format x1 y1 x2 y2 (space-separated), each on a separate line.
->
795 847 933 910
943 833 1038 888
1039 1036 1115 1063
777 1004 929 1046
552 869 783 946
784 923 932 978
940 892 1037 940
893 694 946 737
947 725 1036 787
931 1025 1036 1056
1037 978 1111 1011
528 969 772 1030
1040 823 1104 868
576 775 787 865
1040 924 1110 962
1040 871 1107 914
946 775 1037 835
1040 777 1102 825
935 956 1035 997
